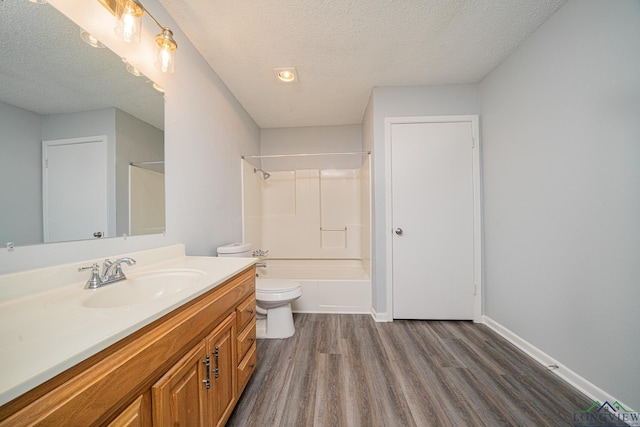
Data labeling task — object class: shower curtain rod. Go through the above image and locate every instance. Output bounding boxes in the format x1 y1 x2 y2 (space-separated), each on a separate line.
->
242 151 371 159
130 161 164 166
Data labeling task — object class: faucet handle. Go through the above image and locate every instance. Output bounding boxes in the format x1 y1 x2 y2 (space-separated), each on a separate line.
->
252 249 269 257
78 263 99 273
79 263 102 289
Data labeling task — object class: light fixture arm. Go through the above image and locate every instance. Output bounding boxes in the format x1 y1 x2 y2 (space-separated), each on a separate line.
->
130 0 164 33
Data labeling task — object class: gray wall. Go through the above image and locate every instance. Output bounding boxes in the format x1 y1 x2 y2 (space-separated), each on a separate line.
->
366 85 480 316
260 124 363 171
0 104 119 246
115 109 164 236
479 0 640 408
0 102 43 246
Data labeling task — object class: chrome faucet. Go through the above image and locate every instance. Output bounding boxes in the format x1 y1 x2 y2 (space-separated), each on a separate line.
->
252 249 268 269
252 249 269 257
79 257 136 289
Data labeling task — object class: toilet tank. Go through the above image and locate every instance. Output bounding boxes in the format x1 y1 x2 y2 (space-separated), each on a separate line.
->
217 243 252 257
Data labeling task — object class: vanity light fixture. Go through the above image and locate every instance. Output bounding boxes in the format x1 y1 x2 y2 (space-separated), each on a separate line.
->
273 67 299 83
155 28 177 74
80 31 105 49
114 0 178 74
115 0 144 44
28 0 48 4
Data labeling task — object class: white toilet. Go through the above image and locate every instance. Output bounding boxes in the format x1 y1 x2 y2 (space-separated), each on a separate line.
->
216 243 302 339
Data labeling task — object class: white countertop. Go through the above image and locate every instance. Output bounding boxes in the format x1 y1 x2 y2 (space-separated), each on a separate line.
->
0 245 255 406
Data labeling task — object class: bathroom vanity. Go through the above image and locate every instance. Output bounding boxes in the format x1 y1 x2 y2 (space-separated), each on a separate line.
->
0 245 257 426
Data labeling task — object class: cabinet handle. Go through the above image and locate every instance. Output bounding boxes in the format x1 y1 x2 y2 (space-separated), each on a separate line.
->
212 346 220 379
249 336 255 343
203 355 211 389
247 309 254 314
249 363 255 368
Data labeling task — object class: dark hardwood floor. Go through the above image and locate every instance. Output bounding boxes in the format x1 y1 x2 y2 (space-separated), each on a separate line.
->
227 314 625 426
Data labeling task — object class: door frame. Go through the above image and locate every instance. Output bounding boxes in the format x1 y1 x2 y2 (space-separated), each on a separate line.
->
384 115 483 322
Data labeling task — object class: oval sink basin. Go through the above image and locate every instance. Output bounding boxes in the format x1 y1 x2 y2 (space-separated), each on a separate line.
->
81 269 206 309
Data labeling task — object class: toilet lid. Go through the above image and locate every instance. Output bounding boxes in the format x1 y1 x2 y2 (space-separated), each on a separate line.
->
256 278 301 293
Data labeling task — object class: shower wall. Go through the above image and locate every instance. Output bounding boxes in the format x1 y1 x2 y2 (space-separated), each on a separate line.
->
242 159 370 261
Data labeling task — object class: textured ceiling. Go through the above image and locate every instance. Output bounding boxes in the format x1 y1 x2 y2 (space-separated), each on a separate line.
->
158 0 565 128
0 2 163 130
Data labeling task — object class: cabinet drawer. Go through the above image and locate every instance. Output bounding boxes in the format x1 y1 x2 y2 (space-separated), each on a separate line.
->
236 294 255 331
237 319 256 364
237 345 256 395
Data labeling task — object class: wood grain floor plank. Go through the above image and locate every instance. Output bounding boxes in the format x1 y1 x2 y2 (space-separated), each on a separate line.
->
377 322 482 426
228 314 602 427
446 338 554 427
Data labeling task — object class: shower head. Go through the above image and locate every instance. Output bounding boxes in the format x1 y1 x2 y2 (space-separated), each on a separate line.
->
254 168 271 180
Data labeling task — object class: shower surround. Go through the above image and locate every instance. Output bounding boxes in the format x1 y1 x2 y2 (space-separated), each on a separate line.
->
242 156 371 313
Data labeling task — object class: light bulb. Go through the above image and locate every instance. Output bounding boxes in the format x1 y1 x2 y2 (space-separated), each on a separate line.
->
115 0 143 44
155 29 177 74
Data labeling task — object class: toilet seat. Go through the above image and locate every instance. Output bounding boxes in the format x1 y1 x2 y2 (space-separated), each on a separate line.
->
256 279 302 302
256 279 301 293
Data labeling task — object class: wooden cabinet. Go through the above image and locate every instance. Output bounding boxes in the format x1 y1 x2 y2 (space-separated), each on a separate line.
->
236 294 257 394
0 266 256 426
207 314 236 426
152 342 208 427
153 313 236 427
107 393 151 427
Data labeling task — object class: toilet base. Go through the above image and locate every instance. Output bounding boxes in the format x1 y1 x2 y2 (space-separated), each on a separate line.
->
256 303 296 339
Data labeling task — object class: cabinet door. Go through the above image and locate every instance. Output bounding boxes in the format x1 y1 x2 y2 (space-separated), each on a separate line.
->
107 393 151 427
207 314 237 427
152 342 209 427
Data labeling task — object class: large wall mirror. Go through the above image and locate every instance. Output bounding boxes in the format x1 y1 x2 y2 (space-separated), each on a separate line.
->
0 1 165 247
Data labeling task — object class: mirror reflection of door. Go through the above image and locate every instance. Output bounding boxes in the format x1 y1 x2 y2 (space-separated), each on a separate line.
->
43 136 108 243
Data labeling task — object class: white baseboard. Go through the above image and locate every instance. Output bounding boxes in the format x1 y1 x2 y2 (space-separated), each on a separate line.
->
482 316 636 414
370 307 392 322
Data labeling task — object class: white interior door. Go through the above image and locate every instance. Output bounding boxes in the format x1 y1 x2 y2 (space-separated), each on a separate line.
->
43 136 108 243
391 120 475 319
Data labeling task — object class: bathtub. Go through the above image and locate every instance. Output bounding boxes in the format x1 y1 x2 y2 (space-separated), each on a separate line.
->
256 259 371 314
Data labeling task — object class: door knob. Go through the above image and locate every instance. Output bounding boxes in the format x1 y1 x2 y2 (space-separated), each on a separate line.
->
395 228 403 236
93 231 103 238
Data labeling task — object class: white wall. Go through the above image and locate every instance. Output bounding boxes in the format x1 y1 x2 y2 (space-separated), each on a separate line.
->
241 160 263 251
260 168 363 259
480 0 640 409
366 85 480 316
0 0 259 273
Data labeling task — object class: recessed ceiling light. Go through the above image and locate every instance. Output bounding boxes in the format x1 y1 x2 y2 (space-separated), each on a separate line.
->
80 31 105 49
121 58 142 76
273 67 299 83
127 64 141 76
